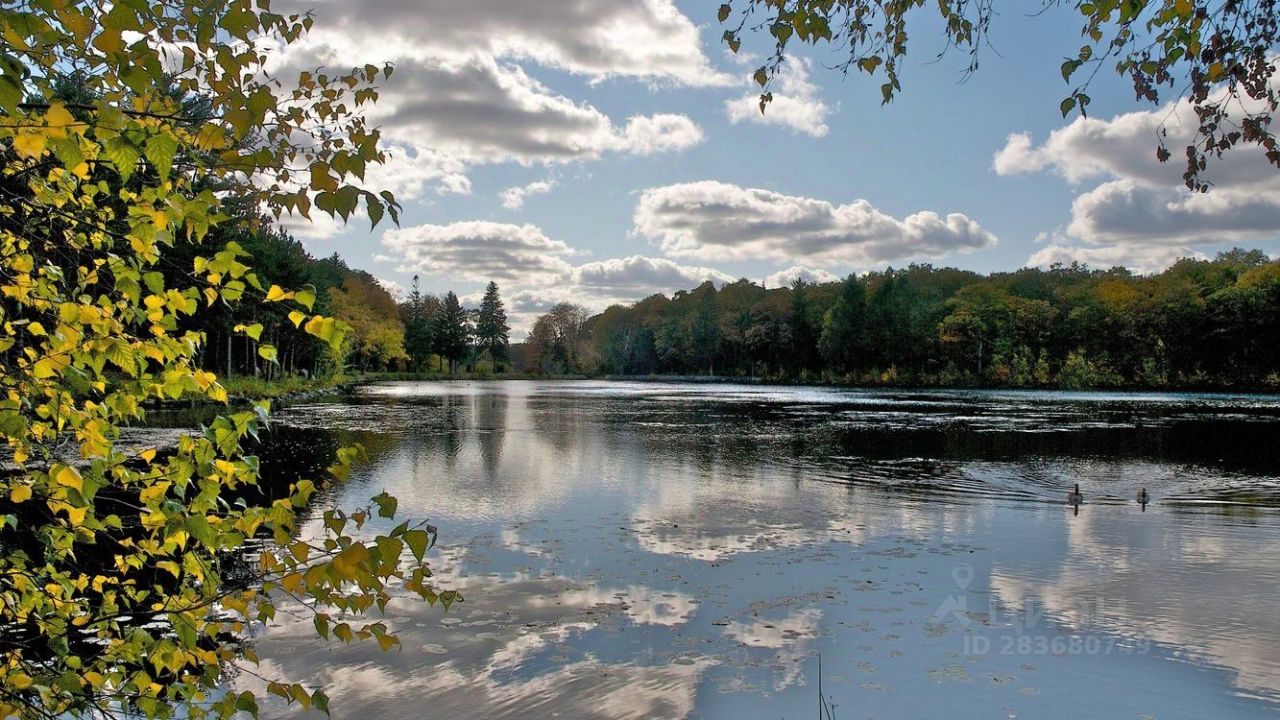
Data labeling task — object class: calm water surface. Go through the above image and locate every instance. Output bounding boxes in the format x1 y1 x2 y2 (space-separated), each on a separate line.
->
227 381 1280 718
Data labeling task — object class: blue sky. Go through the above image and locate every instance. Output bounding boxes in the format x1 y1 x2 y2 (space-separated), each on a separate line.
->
276 0 1280 333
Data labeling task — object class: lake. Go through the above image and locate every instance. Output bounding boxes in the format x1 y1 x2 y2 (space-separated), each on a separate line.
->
224 380 1280 718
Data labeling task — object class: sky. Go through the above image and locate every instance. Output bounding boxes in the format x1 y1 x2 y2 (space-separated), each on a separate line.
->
269 0 1280 335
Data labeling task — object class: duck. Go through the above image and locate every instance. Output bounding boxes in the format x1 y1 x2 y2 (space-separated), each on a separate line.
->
1137 488 1150 505
1067 483 1084 505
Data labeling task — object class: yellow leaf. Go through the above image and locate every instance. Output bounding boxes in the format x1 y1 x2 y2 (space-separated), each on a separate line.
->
332 543 369 579
44 102 76 138
265 285 293 302
54 465 83 492
50 500 88 526
10 484 32 503
281 573 304 593
27 322 46 336
139 448 157 463
13 131 46 158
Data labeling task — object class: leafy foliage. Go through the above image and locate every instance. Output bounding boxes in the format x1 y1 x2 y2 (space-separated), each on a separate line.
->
527 250 1280 389
0 2 452 718
521 303 593 375
719 0 1279 190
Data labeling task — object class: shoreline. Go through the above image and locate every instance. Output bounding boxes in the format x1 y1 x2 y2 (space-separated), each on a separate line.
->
349 372 1280 397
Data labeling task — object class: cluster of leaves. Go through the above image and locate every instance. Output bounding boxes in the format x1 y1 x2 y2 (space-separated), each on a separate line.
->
0 1 452 718
540 249 1280 389
719 0 1278 189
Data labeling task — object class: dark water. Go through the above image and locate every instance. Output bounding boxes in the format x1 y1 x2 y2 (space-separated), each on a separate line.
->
223 381 1280 718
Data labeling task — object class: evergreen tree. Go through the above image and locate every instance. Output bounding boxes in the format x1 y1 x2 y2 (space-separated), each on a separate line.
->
403 275 434 370
476 281 511 370
432 291 470 373
819 274 868 374
789 278 820 376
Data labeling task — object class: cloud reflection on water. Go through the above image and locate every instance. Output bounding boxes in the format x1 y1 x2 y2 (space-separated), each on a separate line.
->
239 380 1280 718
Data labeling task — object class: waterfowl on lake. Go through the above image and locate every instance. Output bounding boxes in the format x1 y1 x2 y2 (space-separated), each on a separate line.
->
1067 483 1084 505
1137 488 1150 505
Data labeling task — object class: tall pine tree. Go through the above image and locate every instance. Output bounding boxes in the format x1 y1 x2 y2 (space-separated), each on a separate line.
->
476 281 511 370
404 275 435 370
433 291 470 373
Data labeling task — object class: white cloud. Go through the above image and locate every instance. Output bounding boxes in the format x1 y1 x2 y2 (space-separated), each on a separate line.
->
1065 178 1280 246
289 0 733 87
379 223 750 337
382 221 578 284
375 277 406 299
621 114 705 155
370 56 702 166
725 58 830 137
633 181 997 266
996 77 1280 271
266 0 717 239
570 255 734 294
1026 243 1207 275
763 265 839 288
500 180 556 210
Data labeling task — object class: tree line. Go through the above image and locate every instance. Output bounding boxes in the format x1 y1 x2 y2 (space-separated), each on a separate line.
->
515 249 1280 390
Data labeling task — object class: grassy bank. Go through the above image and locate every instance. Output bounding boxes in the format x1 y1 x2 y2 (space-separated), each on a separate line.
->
217 373 361 402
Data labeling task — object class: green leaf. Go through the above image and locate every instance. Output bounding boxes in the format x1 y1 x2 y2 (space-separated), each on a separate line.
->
373 492 397 519
102 136 141 182
143 132 178 181
1060 96 1076 116
404 529 430 561
295 287 316 310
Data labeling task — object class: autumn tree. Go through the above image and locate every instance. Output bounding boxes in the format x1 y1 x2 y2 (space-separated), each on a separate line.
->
0 2 453 719
526 303 592 374
328 274 408 371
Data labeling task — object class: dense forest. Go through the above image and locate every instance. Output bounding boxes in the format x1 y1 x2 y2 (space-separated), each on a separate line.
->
515 249 1280 390
164 218 511 382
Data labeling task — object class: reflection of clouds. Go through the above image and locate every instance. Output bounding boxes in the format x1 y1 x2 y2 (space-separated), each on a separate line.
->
262 380 1280 716
237 566 712 719
630 474 988 562
723 608 823 691
248 652 712 720
552 586 697 628
990 511 1280 702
